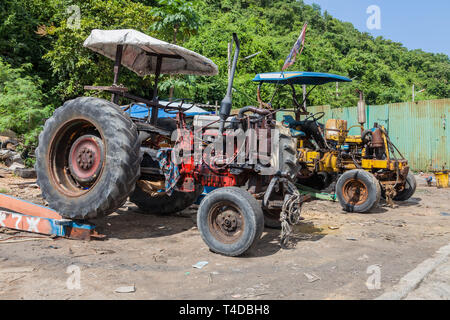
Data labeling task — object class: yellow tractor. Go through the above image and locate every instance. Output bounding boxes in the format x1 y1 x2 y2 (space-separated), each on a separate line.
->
253 72 416 213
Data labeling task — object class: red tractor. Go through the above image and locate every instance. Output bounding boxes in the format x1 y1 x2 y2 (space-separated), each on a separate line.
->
35 30 303 256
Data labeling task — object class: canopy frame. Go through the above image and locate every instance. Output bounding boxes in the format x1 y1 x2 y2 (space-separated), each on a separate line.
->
85 44 185 124
83 29 218 125
253 71 352 120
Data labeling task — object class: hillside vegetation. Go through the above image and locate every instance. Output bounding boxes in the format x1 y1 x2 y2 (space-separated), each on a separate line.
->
0 0 449 146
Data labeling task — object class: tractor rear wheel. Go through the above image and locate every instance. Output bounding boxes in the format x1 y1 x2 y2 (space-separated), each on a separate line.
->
262 123 299 229
336 169 381 213
35 97 141 219
130 181 203 215
263 209 282 229
197 187 264 256
394 172 417 201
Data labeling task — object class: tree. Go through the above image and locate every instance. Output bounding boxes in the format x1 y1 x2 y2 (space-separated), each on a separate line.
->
151 0 201 44
151 0 202 99
0 58 52 146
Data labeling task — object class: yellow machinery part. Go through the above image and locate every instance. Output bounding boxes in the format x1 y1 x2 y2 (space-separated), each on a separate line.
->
360 159 408 170
297 119 410 182
435 172 449 188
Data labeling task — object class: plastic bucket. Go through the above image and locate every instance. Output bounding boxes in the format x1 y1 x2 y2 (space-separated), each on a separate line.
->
435 172 449 188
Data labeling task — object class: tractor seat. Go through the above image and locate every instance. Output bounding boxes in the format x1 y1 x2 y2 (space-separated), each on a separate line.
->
282 115 306 138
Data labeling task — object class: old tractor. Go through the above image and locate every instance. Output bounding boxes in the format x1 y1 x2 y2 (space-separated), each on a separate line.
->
35 30 304 256
252 72 416 213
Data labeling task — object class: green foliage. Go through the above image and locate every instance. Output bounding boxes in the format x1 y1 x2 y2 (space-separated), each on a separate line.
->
0 58 52 146
43 0 158 102
0 0 56 75
0 188 10 194
179 0 449 108
0 0 449 149
151 0 201 44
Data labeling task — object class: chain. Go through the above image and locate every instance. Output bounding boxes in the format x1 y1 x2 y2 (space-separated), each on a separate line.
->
280 181 304 248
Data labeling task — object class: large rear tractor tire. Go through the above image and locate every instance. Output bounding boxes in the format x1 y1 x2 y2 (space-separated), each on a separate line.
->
35 97 141 220
129 181 203 215
263 123 299 229
197 187 264 257
394 172 417 201
263 209 282 229
336 169 381 213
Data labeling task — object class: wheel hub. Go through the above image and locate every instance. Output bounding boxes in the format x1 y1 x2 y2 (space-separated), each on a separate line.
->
342 180 368 205
209 202 244 244
218 210 238 232
69 135 104 184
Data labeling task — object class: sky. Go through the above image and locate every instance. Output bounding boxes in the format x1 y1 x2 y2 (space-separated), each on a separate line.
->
303 0 450 56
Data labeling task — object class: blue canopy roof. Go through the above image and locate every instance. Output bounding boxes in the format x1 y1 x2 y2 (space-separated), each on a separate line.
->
125 102 211 119
252 72 352 85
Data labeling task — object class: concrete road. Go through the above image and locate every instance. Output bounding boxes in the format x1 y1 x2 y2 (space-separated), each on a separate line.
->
406 256 450 300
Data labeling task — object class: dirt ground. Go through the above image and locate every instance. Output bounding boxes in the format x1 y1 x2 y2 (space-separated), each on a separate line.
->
0 166 449 300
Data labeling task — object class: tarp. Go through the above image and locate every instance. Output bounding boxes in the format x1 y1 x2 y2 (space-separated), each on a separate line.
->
253 72 352 85
84 29 218 77
125 101 212 119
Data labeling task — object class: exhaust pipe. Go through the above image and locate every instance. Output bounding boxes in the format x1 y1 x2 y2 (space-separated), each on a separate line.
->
356 89 366 130
219 33 240 133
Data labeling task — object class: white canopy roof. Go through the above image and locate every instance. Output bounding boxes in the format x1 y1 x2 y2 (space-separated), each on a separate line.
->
83 29 219 77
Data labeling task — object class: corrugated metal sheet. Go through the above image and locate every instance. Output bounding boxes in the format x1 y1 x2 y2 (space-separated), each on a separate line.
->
276 98 449 171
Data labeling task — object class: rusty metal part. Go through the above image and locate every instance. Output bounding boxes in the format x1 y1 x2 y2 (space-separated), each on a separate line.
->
0 193 104 240
341 179 369 206
263 177 307 248
371 128 384 148
48 118 106 197
208 201 244 244
384 184 398 208
68 135 104 184
256 85 272 109
84 85 156 107
237 106 273 121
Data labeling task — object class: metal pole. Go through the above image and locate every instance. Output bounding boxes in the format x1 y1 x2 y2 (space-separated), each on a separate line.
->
150 55 163 124
303 84 307 110
227 42 232 83
412 84 415 102
112 45 123 104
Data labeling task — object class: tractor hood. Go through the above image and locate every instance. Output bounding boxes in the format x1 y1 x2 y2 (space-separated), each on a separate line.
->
83 29 218 77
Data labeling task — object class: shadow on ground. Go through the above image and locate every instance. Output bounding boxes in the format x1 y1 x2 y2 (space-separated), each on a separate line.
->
91 205 196 240
90 205 331 258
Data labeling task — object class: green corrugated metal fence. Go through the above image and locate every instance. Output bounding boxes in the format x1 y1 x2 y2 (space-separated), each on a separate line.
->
276 98 449 172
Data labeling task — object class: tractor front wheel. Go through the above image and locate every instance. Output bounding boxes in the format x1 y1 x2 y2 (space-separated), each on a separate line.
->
336 169 381 213
197 187 264 256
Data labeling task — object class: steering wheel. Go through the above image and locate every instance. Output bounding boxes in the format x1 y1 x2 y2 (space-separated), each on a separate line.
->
304 111 325 122
163 98 196 114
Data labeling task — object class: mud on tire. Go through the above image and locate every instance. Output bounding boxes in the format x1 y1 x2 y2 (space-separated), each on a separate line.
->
35 97 141 220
